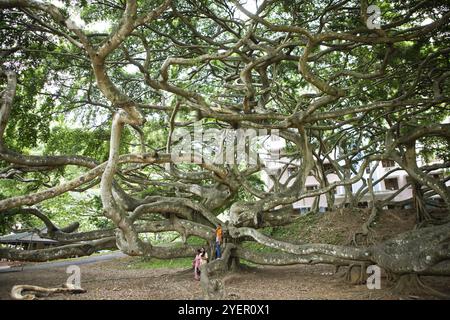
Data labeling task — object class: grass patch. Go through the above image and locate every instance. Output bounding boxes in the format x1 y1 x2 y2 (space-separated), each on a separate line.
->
186 236 207 246
128 257 193 269
241 241 281 253
242 212 346 246
239 259 258 267
261 213 321 243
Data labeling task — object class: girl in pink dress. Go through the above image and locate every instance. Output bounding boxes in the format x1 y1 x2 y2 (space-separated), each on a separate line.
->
193 249 202 280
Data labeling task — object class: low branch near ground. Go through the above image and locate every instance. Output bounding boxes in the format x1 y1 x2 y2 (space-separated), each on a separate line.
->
230 222 450 276
229 226 370 261
234 247 365 266
0 237 116 262
11 283 86 300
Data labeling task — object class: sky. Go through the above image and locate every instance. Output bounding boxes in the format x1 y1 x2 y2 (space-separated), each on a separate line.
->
49 0 259 31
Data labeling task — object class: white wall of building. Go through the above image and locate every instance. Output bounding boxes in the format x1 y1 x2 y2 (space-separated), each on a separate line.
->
261 153 448 213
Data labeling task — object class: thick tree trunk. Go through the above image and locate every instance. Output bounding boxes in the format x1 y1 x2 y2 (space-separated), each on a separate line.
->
199 244 236 300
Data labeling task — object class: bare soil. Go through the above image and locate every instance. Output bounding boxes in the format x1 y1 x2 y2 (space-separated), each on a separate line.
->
281 208 417 245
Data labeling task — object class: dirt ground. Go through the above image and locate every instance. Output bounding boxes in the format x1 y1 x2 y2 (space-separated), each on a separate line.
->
1 256 449 300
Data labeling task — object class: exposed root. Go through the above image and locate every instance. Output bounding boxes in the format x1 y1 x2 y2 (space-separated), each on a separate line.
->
350 230 376 246
201 276 225 300
199 244 236 299
391 274 450 299
345 263 368 285
385 269 397 282
11 283 86 300
350 208 378 246
174 267 194 275
199 263 225 300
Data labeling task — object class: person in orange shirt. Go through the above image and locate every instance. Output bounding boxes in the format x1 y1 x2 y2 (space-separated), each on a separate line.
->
215 223 223 259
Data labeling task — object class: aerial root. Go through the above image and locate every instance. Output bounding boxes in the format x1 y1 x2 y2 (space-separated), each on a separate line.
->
11 283 86 300
350 226 377 246
349 207 379 246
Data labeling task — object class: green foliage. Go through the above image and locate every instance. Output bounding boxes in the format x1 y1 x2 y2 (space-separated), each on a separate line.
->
242 241 281 253
270 213 320 241
4 67 52 150
44 127 109 159
187 236 208 246
39 192 111 232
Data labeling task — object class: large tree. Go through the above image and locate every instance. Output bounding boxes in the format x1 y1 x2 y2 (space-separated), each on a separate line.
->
1 0 449 297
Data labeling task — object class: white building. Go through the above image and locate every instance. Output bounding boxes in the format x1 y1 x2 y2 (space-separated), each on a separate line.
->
260 138 448 213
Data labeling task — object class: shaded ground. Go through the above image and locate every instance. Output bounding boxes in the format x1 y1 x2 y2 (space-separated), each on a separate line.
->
1 256 449 300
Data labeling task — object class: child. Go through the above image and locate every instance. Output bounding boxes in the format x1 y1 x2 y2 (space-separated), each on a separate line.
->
193 249 202 280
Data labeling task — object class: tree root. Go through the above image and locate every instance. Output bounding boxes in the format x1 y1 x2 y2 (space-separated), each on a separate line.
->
199 244 236 300
11 283 86 300
344 263 368 285
391 274 450 299
350 207 378 246
199 261 226 300
350 230 376 246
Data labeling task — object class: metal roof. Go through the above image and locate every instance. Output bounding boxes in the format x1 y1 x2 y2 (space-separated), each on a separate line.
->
0 228 58 244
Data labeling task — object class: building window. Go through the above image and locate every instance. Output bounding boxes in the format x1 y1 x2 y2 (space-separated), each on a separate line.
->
382 160 396 168
287 167 296 176
384 178 399 190
306 185 318 191
357 202 368 208
300 207 310 214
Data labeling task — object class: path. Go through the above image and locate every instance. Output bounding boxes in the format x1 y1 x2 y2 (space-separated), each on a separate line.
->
0 251 126 273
